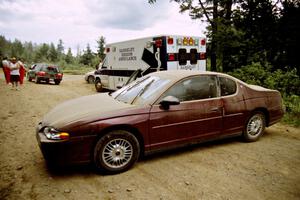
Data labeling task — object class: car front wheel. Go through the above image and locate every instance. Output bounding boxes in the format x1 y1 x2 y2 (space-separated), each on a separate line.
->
36 77 40 84
93 130 140 174
243 111 266 142
54 80 61 85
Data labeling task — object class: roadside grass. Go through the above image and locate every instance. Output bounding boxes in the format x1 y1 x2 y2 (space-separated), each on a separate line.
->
282 113 300 127
282 95 300 127
61 64 95 75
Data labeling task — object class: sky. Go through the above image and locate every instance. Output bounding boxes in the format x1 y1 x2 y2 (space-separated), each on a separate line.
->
0 0 206 54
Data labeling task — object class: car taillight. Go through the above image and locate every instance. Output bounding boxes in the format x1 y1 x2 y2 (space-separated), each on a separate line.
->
56 73 62 77
168 53 175 61
37 71 46 76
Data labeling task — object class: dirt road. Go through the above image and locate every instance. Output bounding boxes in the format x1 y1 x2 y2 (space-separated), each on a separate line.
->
0 73 299 200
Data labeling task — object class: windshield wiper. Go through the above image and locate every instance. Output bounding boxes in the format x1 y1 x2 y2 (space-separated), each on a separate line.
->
131 79 155 104
114 77 149 99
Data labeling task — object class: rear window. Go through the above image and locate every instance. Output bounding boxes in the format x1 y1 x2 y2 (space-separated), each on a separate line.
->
219 77 237 96
47 66 60 73
41 65 60 73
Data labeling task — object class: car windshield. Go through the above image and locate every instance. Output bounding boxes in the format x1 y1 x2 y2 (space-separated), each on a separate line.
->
111 75 171 105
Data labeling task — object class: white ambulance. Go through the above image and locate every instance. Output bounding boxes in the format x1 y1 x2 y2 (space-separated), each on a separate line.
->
95 35 206 92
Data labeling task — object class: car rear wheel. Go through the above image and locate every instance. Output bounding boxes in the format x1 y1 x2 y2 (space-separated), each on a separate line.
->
87 75 95 84
93 130 140 174
243 111 266 142
36 77 40 84
54 80 61 85
95 79 103 92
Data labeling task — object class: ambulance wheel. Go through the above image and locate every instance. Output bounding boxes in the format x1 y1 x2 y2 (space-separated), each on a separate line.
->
95 79 103 92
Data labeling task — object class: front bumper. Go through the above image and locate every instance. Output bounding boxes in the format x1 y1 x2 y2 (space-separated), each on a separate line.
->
36 127 96 165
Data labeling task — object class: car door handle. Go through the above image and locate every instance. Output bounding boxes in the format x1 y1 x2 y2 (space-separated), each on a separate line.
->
210 107 222 112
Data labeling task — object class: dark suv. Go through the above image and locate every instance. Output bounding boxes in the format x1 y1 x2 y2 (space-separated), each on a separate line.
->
27 64 63 85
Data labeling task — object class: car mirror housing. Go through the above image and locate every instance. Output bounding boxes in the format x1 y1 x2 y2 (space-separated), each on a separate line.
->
159 96 180 110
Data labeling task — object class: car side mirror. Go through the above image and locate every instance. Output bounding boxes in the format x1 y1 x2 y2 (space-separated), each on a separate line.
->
159 96 180 110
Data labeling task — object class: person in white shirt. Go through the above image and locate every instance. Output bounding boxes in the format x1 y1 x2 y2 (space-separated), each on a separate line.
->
9 57 20 90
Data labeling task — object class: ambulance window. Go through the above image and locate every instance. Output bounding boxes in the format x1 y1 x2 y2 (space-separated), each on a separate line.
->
190 49 198 65
178 49 187 65
102 58 108 69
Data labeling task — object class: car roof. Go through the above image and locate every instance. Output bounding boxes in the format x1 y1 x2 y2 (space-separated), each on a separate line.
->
35 63 59 67
149 70 237 81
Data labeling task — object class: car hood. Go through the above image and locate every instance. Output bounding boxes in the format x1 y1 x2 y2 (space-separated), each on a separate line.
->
42 93 135 129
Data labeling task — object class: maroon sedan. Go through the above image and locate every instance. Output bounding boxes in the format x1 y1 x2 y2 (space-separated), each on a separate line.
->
36 70 284 174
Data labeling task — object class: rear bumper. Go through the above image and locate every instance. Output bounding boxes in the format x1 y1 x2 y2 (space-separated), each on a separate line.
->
37 75 62 81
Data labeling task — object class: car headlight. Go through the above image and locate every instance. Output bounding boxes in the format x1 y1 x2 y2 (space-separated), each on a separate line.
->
44 127 69 140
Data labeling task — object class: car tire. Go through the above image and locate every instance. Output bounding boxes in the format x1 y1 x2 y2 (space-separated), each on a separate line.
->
36 77 40 84
95 79 103 92
93 130 140 174
27 73 32 81
243 111 266 142
54 80 61 85
87 76 95 84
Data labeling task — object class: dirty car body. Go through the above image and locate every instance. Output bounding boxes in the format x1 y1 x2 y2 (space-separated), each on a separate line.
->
36 70 284 174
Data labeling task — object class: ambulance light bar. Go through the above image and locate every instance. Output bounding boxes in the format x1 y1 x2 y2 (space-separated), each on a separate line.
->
176 37 205 46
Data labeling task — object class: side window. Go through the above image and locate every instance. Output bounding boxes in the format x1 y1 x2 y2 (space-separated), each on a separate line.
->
219 77 237 96
161 75 218 102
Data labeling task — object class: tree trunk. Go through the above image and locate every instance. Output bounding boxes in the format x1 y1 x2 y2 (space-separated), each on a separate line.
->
211 0 218 71
222 0 233 72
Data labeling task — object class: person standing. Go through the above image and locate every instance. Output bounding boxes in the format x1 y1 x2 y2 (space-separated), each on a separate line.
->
2 56 10 84
9 57 20 90
17 58 26 85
